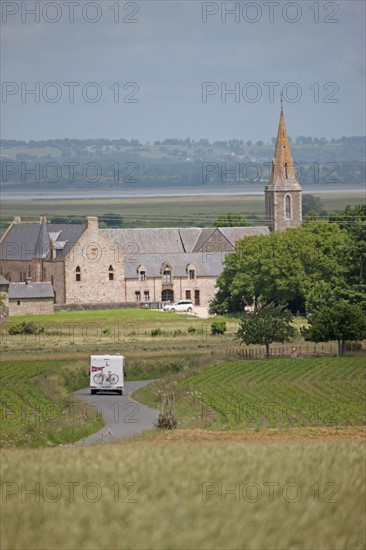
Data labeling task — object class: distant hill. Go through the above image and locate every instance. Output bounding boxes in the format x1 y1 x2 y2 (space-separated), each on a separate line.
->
1 137 365 191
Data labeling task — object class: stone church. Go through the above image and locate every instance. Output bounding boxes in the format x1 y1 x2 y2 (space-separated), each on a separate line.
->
0 108 302 311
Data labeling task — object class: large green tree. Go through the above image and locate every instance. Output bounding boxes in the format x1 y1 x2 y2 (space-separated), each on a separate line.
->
302 301 366 356
235 303 296 357
210 222 351 314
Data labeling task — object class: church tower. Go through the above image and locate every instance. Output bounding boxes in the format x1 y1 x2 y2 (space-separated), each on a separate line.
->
265 102 302 231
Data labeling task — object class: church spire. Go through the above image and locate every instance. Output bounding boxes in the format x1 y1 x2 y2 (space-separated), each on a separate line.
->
269 102 300 188
264 103 302 232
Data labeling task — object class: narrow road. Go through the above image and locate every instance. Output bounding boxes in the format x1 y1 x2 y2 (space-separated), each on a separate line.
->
73 380 159 446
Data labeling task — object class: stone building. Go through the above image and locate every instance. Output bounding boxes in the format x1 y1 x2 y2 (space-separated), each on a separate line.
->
8 282 54 316
0 107 302 311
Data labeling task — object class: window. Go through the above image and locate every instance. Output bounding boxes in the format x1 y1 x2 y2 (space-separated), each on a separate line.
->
144 291 150 301
17 300 21 306
285 194 292 219
163 270 171 283
135 291 141 301
53 292 56 304
162 289 174 302
51 276 54 285
185 290 191 300
194 290 200 306
109 265 114 281
139 271 146 281
189 270 195 279
75 266 81 282
284 162 288 179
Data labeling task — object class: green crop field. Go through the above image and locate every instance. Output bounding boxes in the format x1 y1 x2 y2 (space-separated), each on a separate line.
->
181 357 366 429
0 359 103 448
1 192 363 229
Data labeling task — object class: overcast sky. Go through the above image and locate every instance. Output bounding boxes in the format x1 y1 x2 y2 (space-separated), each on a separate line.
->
1 0 365 142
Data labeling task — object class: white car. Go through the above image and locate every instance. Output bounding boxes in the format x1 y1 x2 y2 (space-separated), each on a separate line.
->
163 300 193 312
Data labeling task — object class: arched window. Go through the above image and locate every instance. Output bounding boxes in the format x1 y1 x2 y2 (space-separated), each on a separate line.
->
162 289 174 302
75 266 81 282
108 265 114 281
285 195 292 219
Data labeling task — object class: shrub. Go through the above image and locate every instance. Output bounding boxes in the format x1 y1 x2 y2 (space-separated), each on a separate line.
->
151 328 162 337
155 393 178 430
8 322 44 335
211 320 226 336
102 328 112 336
187 326 197 334
173 329 182 337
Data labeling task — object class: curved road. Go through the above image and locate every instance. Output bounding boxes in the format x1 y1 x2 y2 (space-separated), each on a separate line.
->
73 381 159 446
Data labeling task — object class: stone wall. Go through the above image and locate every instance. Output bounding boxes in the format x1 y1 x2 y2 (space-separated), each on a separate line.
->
266 189 302 232
64 217 125 304
9 298 54 317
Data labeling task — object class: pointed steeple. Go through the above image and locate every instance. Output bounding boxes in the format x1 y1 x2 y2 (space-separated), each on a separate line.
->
265 104 302 232
268 104 301 190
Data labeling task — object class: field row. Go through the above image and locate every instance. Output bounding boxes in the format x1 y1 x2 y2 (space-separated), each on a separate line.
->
182 357 366 428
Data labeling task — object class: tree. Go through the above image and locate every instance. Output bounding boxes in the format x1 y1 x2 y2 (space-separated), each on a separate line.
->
214 212 251 227
210 222 352 314
302 194 324 216
302 301 366 356
235 303 296 357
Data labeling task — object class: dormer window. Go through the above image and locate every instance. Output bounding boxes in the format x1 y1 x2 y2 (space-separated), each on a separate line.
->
139 271 146 281
75 266 81 282
189 269 195 279
108 265 114 281
163 270 171 283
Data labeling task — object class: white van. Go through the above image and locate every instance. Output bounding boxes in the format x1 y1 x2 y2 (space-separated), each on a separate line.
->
90 355 124 395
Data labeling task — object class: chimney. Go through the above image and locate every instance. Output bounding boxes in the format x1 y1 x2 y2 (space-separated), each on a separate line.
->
13 217 21 224
26 277 32 285
85 216 99 231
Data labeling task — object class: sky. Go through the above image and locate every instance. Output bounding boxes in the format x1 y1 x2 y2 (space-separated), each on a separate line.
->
1 0 365 143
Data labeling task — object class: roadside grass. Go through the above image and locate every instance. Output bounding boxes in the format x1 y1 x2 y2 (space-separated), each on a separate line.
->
134 356 366 430
1 439 364 550
0 359 103 448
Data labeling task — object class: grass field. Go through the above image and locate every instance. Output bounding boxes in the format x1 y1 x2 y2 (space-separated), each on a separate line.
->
1 192 364 228
1 439 365 549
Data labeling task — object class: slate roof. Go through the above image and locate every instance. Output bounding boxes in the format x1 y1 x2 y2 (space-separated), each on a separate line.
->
0 223 85 260
9 282 54 300
102 226 268 255
0 275 10 285
124 252 228 279
102 228 186 254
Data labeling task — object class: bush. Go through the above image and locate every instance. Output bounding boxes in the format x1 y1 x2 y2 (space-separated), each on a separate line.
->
173 329 182 337
102 328 112 336
187 326 197 334
211 321 226 336
155 393 178 430
8 322 44 335
151 328 162 337
345 341 363 352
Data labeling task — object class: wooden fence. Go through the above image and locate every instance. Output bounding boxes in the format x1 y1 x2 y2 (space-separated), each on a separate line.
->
226 342 342 359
